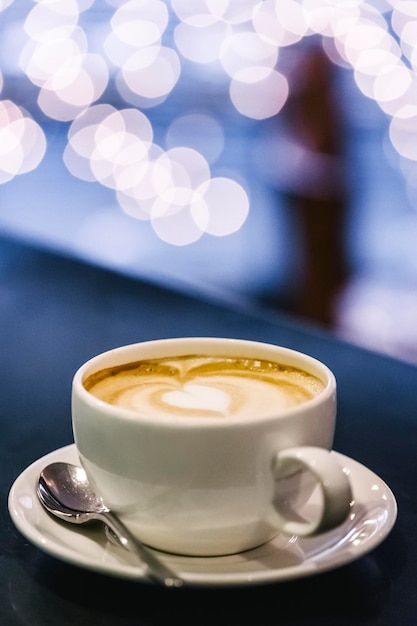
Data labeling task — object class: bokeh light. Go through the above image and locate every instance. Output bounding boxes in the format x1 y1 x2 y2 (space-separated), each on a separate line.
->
2 0 417 244
0 100 46 183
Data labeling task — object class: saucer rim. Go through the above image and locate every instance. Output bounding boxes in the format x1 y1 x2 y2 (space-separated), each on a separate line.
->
8 444 397 587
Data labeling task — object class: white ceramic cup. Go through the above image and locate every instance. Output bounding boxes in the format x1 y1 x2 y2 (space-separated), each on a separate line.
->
72 337 352 556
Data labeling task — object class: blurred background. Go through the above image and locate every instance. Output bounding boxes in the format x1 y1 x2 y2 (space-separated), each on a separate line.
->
1 0 417 364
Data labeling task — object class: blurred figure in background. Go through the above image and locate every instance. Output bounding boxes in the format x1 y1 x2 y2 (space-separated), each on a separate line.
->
279 41 350 327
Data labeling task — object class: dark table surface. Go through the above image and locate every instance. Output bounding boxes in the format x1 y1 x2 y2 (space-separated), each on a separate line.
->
1 235 416 625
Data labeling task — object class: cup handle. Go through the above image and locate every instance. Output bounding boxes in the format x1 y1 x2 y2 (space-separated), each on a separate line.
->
271 446 353 536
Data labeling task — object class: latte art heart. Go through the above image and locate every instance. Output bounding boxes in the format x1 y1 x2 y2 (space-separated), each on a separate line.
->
163 384 231 414
84 355 325 419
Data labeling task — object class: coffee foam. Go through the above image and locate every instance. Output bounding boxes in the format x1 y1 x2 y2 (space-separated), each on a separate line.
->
83 355 325 418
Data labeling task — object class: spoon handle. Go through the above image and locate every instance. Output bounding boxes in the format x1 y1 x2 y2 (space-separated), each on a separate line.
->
98 510 183 587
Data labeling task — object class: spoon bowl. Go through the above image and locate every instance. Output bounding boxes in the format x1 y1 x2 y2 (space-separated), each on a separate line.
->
37 462 183 587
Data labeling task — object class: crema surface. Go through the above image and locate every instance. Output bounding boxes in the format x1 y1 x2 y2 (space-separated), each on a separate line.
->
83 355 325 418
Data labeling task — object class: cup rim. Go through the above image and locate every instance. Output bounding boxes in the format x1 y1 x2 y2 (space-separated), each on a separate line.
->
72 337 336 425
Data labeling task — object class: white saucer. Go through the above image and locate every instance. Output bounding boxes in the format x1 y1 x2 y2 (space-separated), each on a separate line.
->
8 444 397 588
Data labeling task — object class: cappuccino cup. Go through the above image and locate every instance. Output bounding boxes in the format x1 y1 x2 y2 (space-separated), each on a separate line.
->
72 337 352 556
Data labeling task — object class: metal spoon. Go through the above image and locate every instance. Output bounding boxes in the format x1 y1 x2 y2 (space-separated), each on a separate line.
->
37 461 183 587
